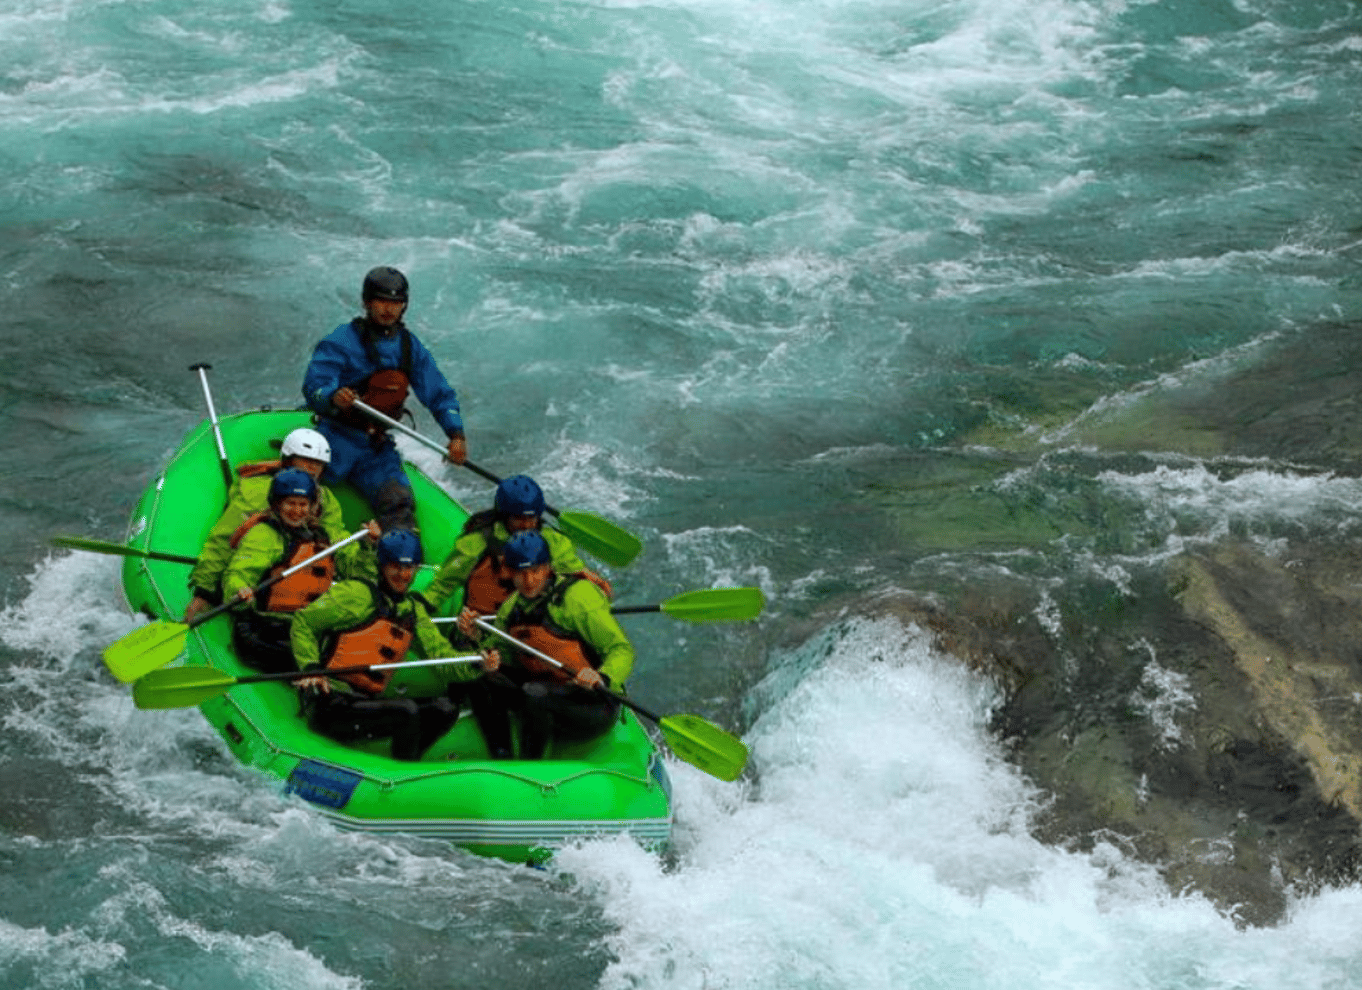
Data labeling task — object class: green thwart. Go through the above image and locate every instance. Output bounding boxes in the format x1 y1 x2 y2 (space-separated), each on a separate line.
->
111 408 684 864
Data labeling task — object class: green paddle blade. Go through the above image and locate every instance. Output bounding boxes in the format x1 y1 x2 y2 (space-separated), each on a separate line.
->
102 621 190 683
657 714 749 782
133 666 237 709
660 587 765 623
52 535 198 566
552 510 643 568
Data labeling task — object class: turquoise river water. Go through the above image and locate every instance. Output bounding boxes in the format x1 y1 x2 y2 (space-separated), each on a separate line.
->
3 0 1362 987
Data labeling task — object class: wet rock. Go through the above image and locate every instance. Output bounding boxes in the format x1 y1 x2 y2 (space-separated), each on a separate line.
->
870 538 1362 927
842 322 1362 925
1176 547 1362 819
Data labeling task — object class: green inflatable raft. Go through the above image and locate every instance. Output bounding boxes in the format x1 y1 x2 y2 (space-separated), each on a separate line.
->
117 408 672 864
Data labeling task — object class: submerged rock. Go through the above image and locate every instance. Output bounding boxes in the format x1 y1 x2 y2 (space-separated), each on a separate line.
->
873 543 1362 928
820 321 1362 925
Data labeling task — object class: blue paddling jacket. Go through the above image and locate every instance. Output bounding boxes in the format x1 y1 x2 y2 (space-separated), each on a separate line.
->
303 318 465 438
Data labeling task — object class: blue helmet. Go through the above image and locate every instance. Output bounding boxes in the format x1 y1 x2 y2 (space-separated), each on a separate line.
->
502 530 551 570
376 529 423 567
494 475 545 519
269 468 317 505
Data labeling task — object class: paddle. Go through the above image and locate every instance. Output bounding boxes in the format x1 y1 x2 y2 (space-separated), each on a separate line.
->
101 529 370 684
348 398 643 568
190 362 233 489
611 587 765 622
132 655 481 710
430 587 766 625
472 617 748 782
51 535 198 567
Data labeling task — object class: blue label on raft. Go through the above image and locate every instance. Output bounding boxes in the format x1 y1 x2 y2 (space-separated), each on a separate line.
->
285 760 363 810
649 753 673 802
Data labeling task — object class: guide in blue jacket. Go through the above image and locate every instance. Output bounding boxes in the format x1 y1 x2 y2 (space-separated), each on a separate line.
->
302 266 468 531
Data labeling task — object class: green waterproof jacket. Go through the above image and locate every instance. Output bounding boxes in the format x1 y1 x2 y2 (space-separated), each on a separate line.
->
484 574 634 687
188 468 348 598
424 519 586 611
221 515 369 620
291 579 479 695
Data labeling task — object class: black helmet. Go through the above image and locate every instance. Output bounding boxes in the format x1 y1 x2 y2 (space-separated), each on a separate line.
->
362 266 409 303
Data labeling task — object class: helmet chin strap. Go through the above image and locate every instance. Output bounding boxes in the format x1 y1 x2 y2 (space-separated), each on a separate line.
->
360 312 405 335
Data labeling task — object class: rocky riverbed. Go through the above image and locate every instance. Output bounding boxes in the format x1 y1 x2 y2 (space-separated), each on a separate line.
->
883 540 1362 929
847 324 1362 927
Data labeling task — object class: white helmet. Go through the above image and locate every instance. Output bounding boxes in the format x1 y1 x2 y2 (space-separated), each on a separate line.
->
280 427 332 464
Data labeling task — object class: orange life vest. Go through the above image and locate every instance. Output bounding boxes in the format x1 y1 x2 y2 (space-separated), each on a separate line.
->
336 320 414 429
229 514 335 613
458 516 514 614
504 577 598 683
236 458 282 479
321 585 415 695
465 553 515 614
360 368 410 419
